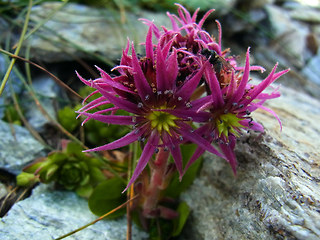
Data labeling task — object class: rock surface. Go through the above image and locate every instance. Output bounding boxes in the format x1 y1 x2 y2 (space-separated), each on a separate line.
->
22 76 63 132
179 85 320 240
0 120 45 174
0 184 148 240
27 2 171 63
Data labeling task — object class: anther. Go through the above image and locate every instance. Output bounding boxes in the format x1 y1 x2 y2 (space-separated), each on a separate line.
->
179 136 184 141
238 104 244 108
232 102 238 107
178 97 183 101
157 91 162 95
137 102 143 108
186 102 192 108
132 116 137 123
246 110 251 115
145 95 150 101
154 148 159 153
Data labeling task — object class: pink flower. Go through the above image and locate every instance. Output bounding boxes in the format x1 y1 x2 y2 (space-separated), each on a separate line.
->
77 29 223 192
184 47 289 174
77 4 289 192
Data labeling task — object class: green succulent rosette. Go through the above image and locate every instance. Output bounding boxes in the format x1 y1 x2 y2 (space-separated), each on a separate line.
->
17 142 106 198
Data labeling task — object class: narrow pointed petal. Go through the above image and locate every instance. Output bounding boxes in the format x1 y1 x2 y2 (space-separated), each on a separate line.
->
145 26 154 60
176 62 207 101
156 43 168 91
96 87 140 115
191 8 200 22
166 49 179 89
232 47 251 103
198 9 215 28
205 63 224 107
242 67 289 106
219 140 237 175
123 131 160 192
131 43 153 100
84 129 143 152
253 103 282 131
175 3 191 23
183 147 205 176
76 71 93 87
77 112 137 125
95 65 113 80
169 142 183 178
177 122 225 159
159 109 210 122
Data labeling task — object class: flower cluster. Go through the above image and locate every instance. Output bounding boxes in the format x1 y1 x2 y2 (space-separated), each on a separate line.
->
77 4 289 192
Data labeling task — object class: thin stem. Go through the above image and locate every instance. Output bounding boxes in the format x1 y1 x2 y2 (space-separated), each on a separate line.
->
0 0 33 97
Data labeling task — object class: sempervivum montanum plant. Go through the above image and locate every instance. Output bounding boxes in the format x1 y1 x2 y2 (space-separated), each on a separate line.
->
17 141 106 197
76 4 289 218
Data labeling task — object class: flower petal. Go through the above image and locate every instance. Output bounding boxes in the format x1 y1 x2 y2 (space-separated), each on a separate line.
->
123 131 160 192
176 62 207 101
84 129 144 152
96 86 141 115
131 43 153 101
177 122 225 159
77 112 137 125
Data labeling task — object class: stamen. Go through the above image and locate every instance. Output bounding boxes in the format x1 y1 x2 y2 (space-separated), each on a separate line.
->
186 102 192 108
137 102 143 108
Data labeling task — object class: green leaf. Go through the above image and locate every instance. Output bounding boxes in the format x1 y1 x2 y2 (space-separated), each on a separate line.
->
47 152 67 164
88 178 126 218
66 142 84 156
58 106 79 132
165 143 203 198
172 201 190 237
89 166 106 183
44 163 59 181
76 184 93 198
16 172 38 186
23 162 44 174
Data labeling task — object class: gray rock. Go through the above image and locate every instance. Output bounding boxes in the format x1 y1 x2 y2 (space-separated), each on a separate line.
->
27 2 171 63
0 120 45 174
178 0 236 15
0 55 24 119
22 75 63 132
291 7 320 23
0 183 8 200
180 86 320 240
302 53 320 86
0 184 148 240
265 5 309 68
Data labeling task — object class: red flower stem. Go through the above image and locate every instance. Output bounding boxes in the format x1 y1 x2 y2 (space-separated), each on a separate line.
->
142 148 170 217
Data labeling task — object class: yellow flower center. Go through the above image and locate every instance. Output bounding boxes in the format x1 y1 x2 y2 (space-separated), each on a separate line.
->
216 113 244 138
147 111 178 133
